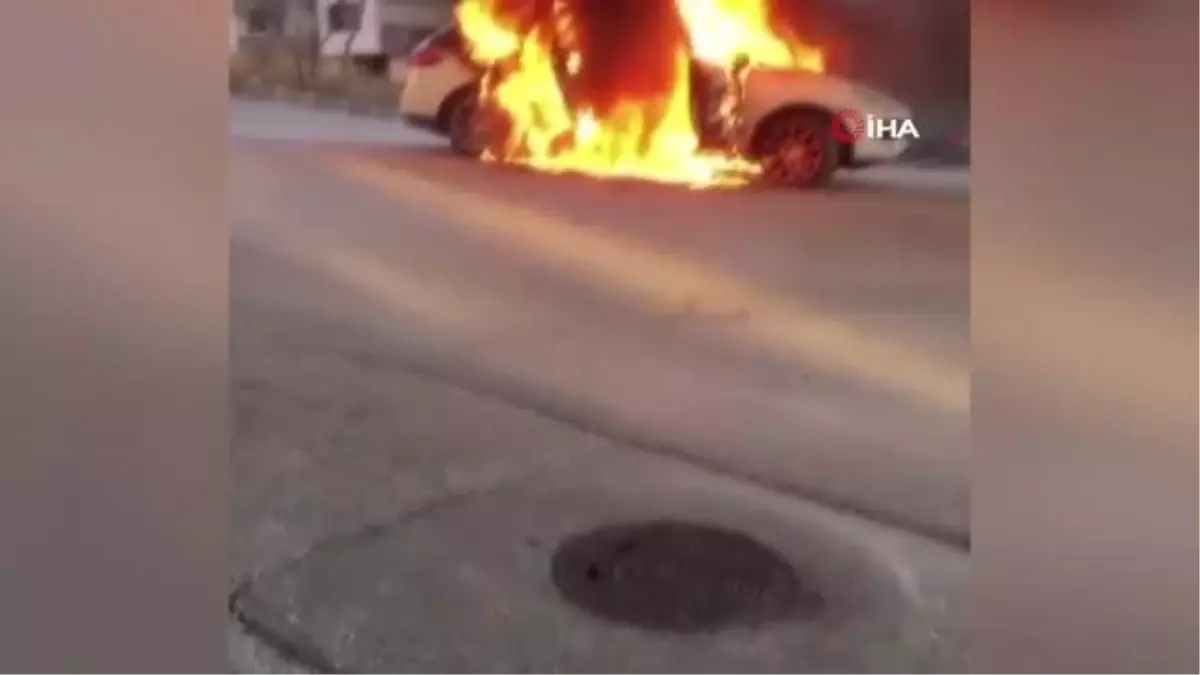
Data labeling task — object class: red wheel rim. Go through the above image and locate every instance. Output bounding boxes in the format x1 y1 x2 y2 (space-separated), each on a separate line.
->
772 126 824 183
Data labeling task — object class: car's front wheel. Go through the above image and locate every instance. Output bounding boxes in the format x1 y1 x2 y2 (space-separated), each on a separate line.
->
753 109 839 188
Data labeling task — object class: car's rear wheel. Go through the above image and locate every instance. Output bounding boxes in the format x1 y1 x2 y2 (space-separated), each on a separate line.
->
445 86 510 159
445 89 486 157
754 110 838 188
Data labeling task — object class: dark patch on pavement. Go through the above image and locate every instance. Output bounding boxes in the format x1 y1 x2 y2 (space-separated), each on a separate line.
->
551 520 820 632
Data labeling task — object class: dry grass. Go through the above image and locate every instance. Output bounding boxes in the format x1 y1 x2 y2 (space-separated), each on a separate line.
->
313 67 403 112
230 48 403 115
229 50 307 94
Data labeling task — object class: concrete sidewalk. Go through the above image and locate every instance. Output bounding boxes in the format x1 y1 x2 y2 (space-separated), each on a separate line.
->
231 99 442 147
229 300 966 673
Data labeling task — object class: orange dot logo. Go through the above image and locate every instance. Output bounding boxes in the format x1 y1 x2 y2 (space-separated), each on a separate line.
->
831 109 864 143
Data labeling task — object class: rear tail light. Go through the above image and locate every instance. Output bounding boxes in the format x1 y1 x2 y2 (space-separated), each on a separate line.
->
408 46 445 68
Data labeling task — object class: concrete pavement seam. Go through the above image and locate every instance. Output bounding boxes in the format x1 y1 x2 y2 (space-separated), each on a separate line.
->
231 336 967 670
230 584 339 674
234 440 594 590
230 319 966 670
230 453 597 672
277 329 971 551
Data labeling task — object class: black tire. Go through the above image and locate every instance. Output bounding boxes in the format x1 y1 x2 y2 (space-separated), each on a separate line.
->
444 88 484 158
444 85 511 159
753 110 839 188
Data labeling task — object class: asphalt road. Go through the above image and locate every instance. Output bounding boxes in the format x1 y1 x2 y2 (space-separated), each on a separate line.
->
229 101 969 673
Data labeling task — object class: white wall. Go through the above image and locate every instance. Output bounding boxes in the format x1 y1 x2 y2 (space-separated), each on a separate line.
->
317 0 454 57
377 0 452 27
317 0 382 56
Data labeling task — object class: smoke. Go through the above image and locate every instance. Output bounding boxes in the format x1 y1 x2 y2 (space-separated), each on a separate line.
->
562 0 689 117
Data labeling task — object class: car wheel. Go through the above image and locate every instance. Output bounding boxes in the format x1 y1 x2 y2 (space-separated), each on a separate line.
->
446 91 480 157
446 89 487 157
446 88 510 159
755 110 838 188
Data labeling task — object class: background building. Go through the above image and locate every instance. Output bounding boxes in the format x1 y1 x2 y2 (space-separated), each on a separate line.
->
232 0 454 75
316 0 454 62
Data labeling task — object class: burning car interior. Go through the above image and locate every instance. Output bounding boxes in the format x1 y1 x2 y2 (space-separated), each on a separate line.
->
450 0 839 187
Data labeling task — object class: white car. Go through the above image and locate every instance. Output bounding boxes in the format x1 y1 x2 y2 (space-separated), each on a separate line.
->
399 24 913 187
398 26 485 154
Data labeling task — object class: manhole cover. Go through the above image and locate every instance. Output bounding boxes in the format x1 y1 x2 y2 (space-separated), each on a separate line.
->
551 520 817 632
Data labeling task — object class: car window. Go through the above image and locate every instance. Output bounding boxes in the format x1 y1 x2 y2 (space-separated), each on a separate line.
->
427 24 466 54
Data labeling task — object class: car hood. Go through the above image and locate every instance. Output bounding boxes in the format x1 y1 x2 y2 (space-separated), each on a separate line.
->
745 67 911 115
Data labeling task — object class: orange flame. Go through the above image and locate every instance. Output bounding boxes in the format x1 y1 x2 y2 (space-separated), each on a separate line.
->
455 0 823 188
676 0 824 71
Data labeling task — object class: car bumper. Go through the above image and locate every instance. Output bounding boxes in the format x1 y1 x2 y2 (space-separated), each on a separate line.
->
401 113 443 135
845 136 909 167
399 59 476 131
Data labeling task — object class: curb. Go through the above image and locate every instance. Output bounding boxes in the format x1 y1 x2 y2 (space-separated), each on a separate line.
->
902 156 971 170
232 90 400 120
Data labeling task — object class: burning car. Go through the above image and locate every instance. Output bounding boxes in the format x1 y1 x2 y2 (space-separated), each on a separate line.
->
399 1 912 188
